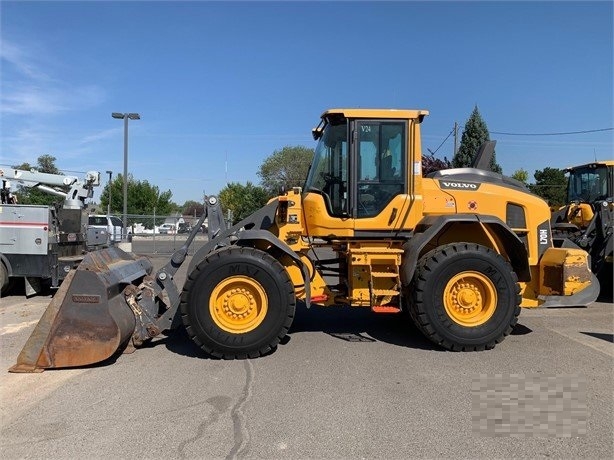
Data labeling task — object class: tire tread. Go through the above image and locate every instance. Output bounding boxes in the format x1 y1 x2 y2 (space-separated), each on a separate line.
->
179 246 296 359
407 242 521 351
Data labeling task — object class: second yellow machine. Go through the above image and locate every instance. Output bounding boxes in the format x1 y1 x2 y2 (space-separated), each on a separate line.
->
11 108 599 372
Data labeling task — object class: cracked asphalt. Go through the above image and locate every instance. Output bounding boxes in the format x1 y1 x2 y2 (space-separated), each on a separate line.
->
1 254 612 459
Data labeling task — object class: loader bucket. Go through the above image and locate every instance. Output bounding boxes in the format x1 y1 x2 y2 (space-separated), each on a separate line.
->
9 247 153 373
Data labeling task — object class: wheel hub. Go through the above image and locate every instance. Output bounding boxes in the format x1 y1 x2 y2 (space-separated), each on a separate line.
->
444 271 497 327
452 283 481 311
223 288 256 319
210 276 268 334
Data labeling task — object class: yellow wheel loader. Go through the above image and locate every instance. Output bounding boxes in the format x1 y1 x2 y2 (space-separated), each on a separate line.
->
9 109 600 372
551 161 613 293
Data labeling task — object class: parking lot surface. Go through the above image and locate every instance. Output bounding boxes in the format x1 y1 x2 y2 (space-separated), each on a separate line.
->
0 256 612 459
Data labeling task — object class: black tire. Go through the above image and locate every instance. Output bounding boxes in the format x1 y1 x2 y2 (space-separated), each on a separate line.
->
0 262 13 297
407 243 521 351
180 246 296 359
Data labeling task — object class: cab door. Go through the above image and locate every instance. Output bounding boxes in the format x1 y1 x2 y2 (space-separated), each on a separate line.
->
351 120 411 232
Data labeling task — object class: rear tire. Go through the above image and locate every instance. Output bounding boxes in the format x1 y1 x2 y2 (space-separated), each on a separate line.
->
0 262 14 297
407 243 521 351
180 246 296 358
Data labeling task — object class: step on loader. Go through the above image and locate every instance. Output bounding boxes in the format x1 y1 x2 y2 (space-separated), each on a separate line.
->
9 109 600 372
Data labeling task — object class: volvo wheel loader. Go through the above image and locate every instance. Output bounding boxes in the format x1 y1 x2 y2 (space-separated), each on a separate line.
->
551 161 613 293
9 108 599 373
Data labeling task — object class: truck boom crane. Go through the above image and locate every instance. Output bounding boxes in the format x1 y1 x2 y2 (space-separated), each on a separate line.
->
0 168 100 296
1 168 100 208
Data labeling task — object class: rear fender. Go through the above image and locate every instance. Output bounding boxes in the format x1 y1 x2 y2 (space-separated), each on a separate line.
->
400 214 530 285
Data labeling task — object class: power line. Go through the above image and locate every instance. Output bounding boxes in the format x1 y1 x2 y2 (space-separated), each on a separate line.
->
491 128 613 136
427 127 455 156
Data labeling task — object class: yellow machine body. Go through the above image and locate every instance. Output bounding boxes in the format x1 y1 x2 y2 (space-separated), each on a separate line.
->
271 109 597 309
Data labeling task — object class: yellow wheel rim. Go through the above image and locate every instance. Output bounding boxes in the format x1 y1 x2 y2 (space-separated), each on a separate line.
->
210 276 268 334
443 271 497 327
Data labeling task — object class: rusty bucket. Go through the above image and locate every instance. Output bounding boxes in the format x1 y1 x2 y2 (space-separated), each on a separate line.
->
9 247 153 373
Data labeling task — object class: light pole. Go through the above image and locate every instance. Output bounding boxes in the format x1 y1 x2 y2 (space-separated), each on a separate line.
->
112 112 140 241
106 170 113 216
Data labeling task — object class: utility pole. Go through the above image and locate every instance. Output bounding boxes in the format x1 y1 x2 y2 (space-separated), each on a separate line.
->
106 170 112 216
453 121 458 157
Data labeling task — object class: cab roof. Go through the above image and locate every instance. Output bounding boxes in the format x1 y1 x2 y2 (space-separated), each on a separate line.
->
566 160 614 171
321 108 429 120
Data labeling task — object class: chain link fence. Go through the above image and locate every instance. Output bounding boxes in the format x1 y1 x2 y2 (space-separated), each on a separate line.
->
124 213 209 256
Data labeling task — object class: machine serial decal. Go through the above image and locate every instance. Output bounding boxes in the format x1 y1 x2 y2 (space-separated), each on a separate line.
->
72 295 101 304
439 181 481 190
537 220 551 258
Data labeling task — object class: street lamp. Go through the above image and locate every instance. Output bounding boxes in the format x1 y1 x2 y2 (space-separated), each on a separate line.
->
111 112 140 241
106 170 112 216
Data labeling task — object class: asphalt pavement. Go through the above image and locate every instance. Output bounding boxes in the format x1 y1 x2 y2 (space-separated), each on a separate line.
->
0 254 612 459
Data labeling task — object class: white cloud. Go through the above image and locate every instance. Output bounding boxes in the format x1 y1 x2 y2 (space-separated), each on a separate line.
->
0 126 52 166
0 40 105 116
1 84 68 114
78 127 122 145
0 40 50 81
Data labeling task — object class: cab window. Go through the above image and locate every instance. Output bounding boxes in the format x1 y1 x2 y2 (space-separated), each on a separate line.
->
89 216 106 226
110 216 123 227
356 122 405 217
304 120 348 216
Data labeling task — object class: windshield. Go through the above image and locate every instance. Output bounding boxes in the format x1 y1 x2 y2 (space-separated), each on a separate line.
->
303 120 348 216
110 216 123 227
567 165 610 203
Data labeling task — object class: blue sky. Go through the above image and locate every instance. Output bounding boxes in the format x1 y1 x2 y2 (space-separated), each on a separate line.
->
1 1 612 206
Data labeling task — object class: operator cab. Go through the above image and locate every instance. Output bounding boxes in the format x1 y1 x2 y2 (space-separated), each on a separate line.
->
565 162 613 204
302 108 428 236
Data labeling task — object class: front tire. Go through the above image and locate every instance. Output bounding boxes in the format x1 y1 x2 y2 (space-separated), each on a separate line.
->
407 243 521 351
180 246 296 358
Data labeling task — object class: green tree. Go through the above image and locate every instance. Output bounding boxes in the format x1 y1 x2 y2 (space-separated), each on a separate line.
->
99 174 177 218
258 146 314 196
452 106 502 173
99 174 123 214
529 167 567 206
511 168 529 185
219 182 269 225
12 155 67 205
182 200 205 217
36 154 61 174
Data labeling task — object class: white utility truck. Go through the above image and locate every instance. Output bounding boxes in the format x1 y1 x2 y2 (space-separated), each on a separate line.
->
0 168 100 296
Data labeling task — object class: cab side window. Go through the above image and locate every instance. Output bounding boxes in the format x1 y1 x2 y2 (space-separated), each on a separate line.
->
356 122 405 217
